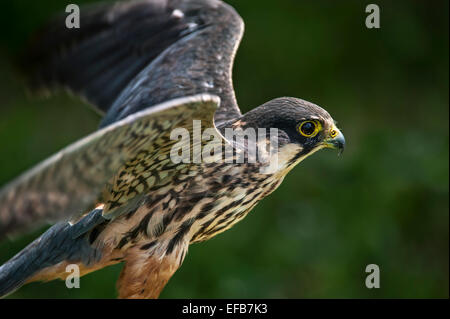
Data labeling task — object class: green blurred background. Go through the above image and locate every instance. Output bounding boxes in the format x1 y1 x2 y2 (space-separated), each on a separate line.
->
0 0 448 298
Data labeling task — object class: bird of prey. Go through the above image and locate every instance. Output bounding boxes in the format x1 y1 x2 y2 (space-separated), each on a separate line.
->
0 0 345 298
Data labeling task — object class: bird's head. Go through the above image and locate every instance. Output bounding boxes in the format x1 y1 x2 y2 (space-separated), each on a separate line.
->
235 97 345 173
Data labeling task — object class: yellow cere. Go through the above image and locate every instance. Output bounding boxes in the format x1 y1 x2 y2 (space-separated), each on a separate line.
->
330 129 338 138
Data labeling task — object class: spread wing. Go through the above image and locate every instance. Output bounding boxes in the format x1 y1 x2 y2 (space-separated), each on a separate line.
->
0 94 220 239
1 0 245 238
25 0 244 126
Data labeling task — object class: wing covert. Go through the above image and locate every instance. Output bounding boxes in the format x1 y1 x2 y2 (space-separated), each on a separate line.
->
0 94 220 239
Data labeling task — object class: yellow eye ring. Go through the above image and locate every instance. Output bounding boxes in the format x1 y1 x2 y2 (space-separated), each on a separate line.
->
298 120 320 138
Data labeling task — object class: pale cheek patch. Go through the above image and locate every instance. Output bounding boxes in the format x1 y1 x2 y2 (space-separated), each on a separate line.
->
267 143 327 176
277 144 303 169
260 144 302 174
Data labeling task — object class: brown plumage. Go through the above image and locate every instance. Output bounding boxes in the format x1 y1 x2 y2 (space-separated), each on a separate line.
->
0 0 345 298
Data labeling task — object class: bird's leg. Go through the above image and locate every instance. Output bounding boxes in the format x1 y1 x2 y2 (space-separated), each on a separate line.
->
117 241 189 299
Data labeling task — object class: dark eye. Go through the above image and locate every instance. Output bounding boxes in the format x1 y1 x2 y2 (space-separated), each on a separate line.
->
298 120 319 137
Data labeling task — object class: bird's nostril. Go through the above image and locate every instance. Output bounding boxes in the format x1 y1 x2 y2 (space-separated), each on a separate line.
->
330 130 338 138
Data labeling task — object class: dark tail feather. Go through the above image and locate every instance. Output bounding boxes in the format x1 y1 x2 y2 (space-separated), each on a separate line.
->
0 208 106 297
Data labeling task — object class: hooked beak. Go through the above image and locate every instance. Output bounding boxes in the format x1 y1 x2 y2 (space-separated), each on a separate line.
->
323 127 345 155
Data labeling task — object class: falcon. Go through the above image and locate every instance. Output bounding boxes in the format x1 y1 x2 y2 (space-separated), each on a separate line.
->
0 0 345 298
